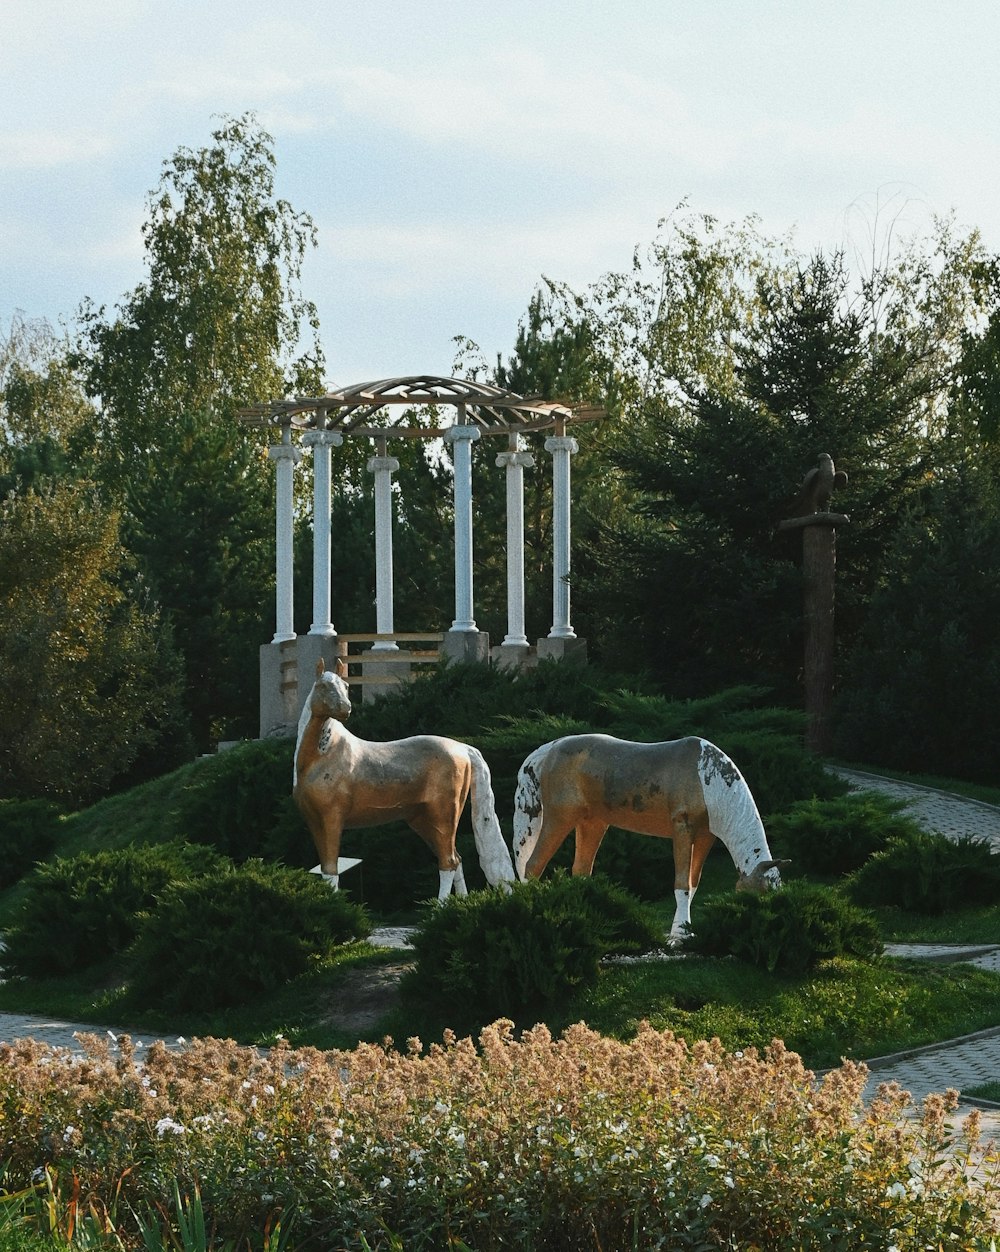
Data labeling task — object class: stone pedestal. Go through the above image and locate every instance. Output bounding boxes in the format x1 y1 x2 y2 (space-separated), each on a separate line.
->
259 639 300 739
442 630 491 665
492 641 535 671
536 635 588 664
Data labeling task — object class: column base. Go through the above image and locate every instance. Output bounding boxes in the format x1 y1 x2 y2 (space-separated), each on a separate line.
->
536 636 588 664
491 641 536 671
442 630 491 665
259 638 300 739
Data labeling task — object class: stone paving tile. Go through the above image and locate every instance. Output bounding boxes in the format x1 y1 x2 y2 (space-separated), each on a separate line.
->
831 767 1000 851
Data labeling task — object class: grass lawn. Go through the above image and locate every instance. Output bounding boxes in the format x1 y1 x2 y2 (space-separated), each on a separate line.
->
2 938 996 1074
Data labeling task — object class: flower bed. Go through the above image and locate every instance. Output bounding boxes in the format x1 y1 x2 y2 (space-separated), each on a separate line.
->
1 1022 997 1249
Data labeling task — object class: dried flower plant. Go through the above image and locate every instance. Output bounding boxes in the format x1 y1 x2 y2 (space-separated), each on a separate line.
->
0 1022 995 1249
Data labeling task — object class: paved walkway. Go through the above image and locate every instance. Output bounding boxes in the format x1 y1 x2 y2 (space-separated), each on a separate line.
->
2 768 999 1135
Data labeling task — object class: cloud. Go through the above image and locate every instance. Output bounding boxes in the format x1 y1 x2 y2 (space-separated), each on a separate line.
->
0 131 114 171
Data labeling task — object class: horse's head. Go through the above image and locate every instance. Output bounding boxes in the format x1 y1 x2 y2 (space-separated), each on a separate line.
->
735 858 789 894
310 657 352 722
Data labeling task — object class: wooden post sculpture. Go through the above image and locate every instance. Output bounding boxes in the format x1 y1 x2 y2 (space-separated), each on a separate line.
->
779 454 849 754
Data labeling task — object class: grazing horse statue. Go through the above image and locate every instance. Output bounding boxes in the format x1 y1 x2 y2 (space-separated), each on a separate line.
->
293 659 516 900
513 734 786 937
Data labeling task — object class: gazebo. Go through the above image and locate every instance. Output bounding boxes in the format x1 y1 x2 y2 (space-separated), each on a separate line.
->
238 375 601 737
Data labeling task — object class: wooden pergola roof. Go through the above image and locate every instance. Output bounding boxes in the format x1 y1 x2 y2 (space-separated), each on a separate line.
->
237 375 603 439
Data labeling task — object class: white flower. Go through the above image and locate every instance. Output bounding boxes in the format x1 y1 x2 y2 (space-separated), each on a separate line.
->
886 1181 907 1200
700 1194 712 1209
62 1126 76 1143
379 1177 391 1190
447 1127 466 1149
704 1153 721 1169
155 1117 186 1137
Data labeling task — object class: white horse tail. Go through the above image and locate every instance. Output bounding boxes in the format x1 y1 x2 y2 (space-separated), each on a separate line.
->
697 738 781 887
512 741 554 881
466 746 516 887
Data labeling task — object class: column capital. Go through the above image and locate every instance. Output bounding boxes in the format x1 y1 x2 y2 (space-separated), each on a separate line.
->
496 450 535 469
544 435 579 455
301 429 344 449
444 425 481 445
268 442 303 464
367 455 400 474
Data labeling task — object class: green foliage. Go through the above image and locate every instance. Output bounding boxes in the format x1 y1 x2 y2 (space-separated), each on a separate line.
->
1 842 226 979
0 800 63 890
402 875 662 1028
0 482 187 804
127 860 371 1013
73 113 325 750
688 880 881 975
578 248 933 700
767 790 923 878
834 460 1000 784
847 829 1000 915
173 739 306 866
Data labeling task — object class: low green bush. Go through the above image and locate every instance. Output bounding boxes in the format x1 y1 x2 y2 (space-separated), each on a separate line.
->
172 739 307 866
0 798 63 889
127 860 372 1013
687 881 882 975
846 829 1000 914
0 842 226 978
402 874 662 1026
767 791 923 878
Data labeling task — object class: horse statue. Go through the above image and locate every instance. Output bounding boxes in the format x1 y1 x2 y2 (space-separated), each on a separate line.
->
293 659 516 900
513 734 787 937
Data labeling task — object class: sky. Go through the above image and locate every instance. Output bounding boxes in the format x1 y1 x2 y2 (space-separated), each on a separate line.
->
3 1 1000 389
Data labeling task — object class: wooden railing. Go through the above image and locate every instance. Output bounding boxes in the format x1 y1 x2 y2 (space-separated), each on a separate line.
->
330 633 444 689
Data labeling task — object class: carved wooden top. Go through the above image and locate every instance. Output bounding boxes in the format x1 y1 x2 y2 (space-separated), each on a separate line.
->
238 375 604 438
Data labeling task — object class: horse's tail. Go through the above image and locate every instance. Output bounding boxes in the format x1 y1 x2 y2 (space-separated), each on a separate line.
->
466 746 516 887
512 742 553 881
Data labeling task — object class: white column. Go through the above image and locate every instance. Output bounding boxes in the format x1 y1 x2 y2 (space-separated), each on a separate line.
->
302 428 343 637
367 448 401 650
545 434 579 639
445 419 481 632
268 432 303 644
496 441 535 646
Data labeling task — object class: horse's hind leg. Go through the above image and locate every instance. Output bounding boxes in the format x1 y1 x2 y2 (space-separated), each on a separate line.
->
571 821 608 876
409 809 463 901
522 811 576 879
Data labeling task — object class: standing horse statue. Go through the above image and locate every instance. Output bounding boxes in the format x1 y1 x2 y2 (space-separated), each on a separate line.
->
513 734 786 937
294 659 516 900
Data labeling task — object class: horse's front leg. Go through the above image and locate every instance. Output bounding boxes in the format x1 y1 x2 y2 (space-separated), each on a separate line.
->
669 813 696 940
438 857 467 900
310 812 345 891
